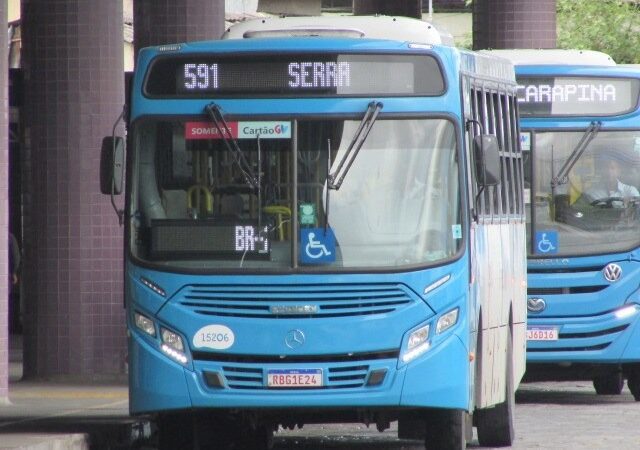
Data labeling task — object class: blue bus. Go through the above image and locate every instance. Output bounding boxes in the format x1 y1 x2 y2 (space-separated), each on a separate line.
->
102 16 527 450
488 49 640 399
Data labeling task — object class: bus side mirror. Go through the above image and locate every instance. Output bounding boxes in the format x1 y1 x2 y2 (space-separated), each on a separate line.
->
100 136 125 195
474 134 501 186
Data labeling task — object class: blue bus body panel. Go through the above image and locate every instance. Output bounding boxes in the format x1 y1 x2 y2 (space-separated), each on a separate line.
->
518 63 640 365
132 97 461 120
127 259 472 414
527 253 640 363
128 327 469 413
528 253 640 317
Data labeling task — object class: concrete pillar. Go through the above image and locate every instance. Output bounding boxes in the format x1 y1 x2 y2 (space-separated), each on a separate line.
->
353 0 423 19
134 0 225 60
473 0 557 50
0 0 8 399
20 0 125 379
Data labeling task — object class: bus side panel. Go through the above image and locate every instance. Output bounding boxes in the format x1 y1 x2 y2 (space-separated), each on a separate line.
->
474 220 526 408
512 224 527 388
476 222 505 407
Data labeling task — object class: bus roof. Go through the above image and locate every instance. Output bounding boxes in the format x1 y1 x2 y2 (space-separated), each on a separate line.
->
480 49 616 66
460 50 515 82
222 15 454 46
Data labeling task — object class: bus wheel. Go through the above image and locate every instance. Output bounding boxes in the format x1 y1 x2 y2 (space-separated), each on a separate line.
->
423 408 466 450
475 328 515 447
156 413 195 450
627 371 640 401
593 372 623 395
235 424 274 450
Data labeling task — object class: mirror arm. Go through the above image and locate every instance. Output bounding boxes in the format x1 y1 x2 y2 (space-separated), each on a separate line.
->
473 185 485 223
465 118 484 135
111 191 124 226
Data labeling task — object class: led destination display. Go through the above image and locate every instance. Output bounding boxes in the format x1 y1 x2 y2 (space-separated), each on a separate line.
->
517 76 640 116
144 53 445 97
150 220 270 260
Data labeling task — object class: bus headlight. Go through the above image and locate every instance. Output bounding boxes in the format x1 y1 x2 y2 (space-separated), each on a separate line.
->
615 304 639 320
401 324 431 363
436 308 459 334
160 327 188 364
134 312 156 337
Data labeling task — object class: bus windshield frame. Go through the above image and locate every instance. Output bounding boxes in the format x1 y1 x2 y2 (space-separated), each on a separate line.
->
524 128 640 257
127 114 464 273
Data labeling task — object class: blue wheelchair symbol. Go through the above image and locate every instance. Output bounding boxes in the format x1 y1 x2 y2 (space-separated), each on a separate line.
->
300 228 336 264
535 231 558 254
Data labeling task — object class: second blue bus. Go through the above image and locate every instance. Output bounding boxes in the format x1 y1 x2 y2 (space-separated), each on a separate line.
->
489 49 640 399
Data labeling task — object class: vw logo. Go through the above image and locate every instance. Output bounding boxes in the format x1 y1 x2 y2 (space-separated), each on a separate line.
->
527 297 546 313
603 263 622 283
285 329 306 349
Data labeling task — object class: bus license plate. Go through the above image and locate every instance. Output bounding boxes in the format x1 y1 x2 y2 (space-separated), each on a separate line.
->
267 369 323 388
527 326 559 341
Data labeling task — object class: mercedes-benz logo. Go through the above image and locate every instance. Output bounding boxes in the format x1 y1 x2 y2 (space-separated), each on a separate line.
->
285 329 306 349
527 297 546 313
603 263 622 283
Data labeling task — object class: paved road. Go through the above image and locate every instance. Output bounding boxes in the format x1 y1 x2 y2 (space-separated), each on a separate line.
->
4 378 638 449
269 381 640 449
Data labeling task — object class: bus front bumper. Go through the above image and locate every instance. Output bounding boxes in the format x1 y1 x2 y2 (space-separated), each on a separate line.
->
128 330 470 416
526 303 640 364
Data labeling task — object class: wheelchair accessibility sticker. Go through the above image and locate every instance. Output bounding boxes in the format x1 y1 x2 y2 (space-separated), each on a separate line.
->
300 228 336 264
535 230 558 254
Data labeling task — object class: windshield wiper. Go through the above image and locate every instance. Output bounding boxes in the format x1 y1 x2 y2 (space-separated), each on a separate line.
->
327 101 383 190
551 121 601 188
205 103 258 190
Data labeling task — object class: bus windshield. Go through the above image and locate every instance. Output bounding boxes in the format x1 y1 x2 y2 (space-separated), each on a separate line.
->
526 130 640 256
129 117 461 271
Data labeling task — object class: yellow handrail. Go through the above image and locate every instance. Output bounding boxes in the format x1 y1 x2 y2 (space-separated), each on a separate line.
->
187 184 214 216
263 205 291 241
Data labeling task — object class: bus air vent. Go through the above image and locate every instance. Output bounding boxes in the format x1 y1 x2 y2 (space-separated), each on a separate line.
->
179 283 415 319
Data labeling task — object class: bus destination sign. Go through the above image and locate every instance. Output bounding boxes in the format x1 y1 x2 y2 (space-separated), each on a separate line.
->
150 220 270 260
516 76 640 116
144 53 445 98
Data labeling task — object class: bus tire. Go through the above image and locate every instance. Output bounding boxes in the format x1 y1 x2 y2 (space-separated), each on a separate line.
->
475 327 515 447
627 371 640 401
423 408 466 450
593 372 623 395
157 413 195 450
398 412 426 440
235 424 274 450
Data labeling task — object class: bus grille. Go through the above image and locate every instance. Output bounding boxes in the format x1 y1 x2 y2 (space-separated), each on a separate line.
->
216 364 371 390
178 283 415 319
527 286 606 296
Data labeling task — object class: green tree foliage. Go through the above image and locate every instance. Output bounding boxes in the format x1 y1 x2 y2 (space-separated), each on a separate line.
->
557 0 640 64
